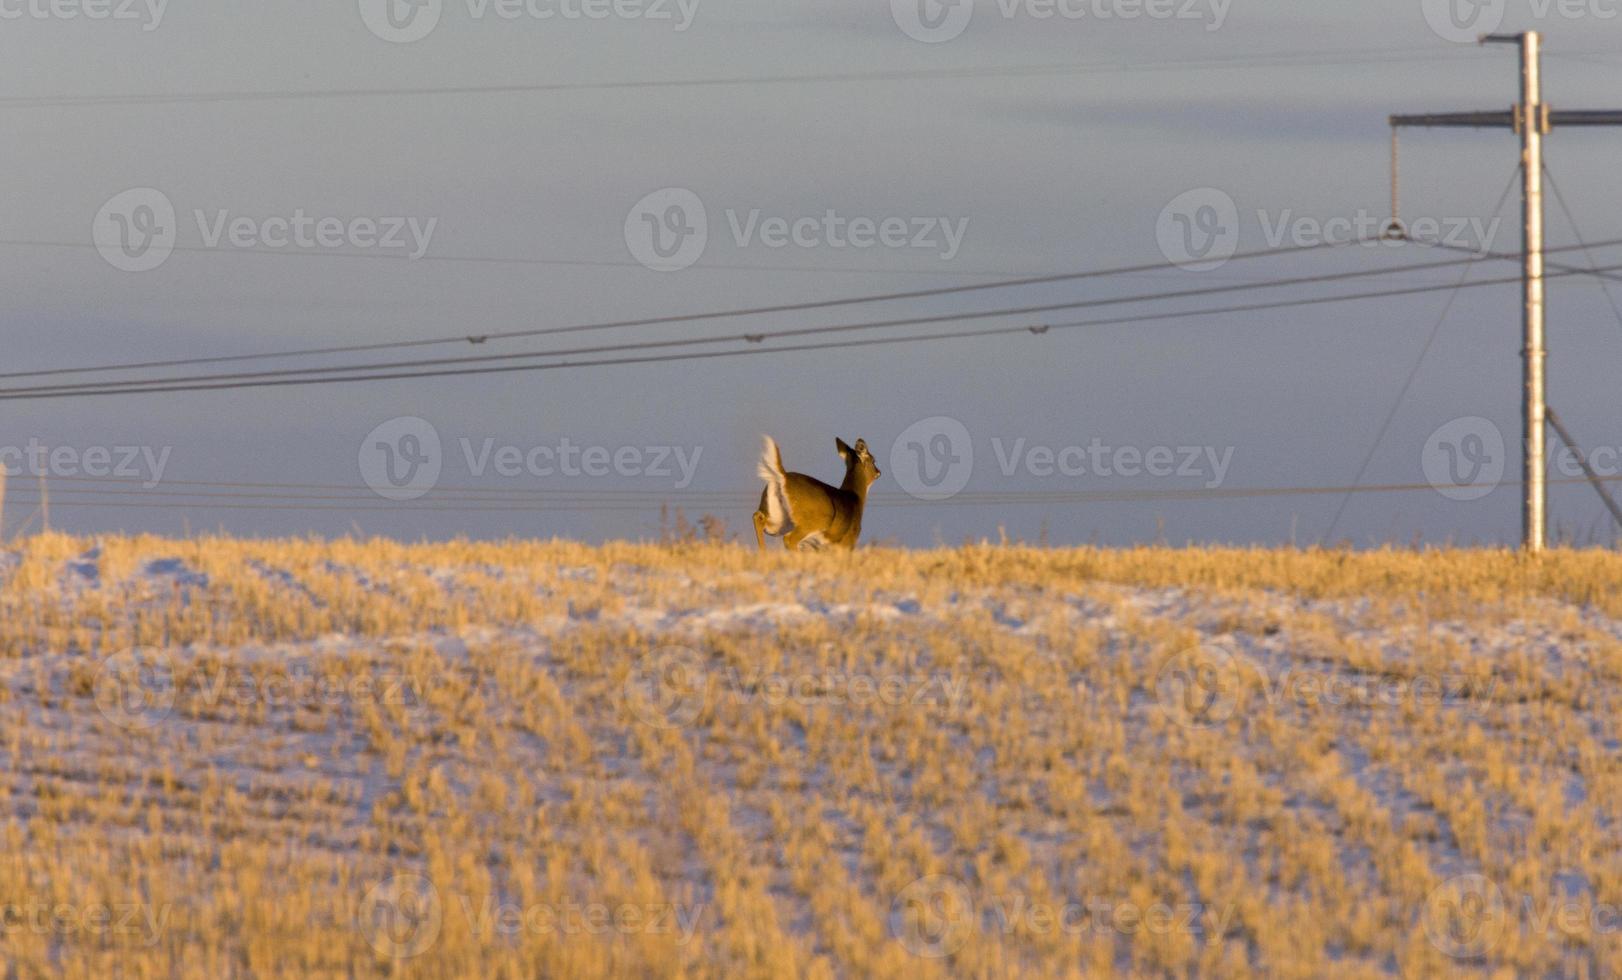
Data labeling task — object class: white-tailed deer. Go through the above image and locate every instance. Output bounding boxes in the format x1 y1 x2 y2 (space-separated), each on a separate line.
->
754 436 881 551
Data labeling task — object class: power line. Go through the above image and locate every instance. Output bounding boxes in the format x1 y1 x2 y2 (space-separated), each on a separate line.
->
1544 164 1622 339
15 234 1622 393
9 252 1622 402
40 473 733 498
16 234 1622 389
0 236 1115 281
1321 167 1521 543
10 235 1298 284
0 244 1553 397
10 470 1622 513
0 47 1455 110
0 237 1386 383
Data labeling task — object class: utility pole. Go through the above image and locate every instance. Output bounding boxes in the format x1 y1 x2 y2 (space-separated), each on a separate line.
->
1391 32 1622 553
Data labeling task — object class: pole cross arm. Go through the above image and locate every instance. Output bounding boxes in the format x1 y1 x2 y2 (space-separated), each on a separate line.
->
1391 109 1622 130
1551 110 1622 127
1389 110 1515 129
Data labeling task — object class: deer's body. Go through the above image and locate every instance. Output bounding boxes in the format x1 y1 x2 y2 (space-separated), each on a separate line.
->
754 436 880 551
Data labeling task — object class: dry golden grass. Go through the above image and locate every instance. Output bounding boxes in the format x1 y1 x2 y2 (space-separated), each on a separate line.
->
2 533 1620 977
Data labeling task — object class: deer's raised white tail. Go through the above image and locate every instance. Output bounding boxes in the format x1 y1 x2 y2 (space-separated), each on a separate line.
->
754 435 881 551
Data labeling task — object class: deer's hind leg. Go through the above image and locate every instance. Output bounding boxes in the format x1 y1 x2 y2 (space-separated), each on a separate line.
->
754 488 772 550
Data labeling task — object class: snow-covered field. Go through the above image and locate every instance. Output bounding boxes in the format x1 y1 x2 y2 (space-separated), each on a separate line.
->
2 535 1620 977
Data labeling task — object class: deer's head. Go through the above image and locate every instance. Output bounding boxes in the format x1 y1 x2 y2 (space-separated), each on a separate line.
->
837 438 881 492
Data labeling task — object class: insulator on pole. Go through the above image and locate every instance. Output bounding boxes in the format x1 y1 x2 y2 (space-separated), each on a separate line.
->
1383 128 1406 241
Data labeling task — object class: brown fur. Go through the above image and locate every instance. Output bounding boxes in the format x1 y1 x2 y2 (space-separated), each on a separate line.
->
754 436 881 551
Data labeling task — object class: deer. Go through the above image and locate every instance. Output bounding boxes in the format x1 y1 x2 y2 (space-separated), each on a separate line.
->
754 435 881 551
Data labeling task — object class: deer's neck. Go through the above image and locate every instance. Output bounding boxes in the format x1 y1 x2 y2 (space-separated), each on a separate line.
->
841 471 872 503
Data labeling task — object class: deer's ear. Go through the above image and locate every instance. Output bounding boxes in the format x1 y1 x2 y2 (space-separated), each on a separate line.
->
836 438 854 459
854 439 868 454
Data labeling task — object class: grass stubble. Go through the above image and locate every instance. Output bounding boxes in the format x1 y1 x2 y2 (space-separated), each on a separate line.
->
0 533 1618 977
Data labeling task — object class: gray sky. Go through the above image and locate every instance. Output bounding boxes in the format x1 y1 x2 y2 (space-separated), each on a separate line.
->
3 0 1621 547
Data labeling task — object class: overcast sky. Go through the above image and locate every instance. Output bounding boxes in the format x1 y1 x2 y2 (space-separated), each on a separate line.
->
3 0 1621 547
